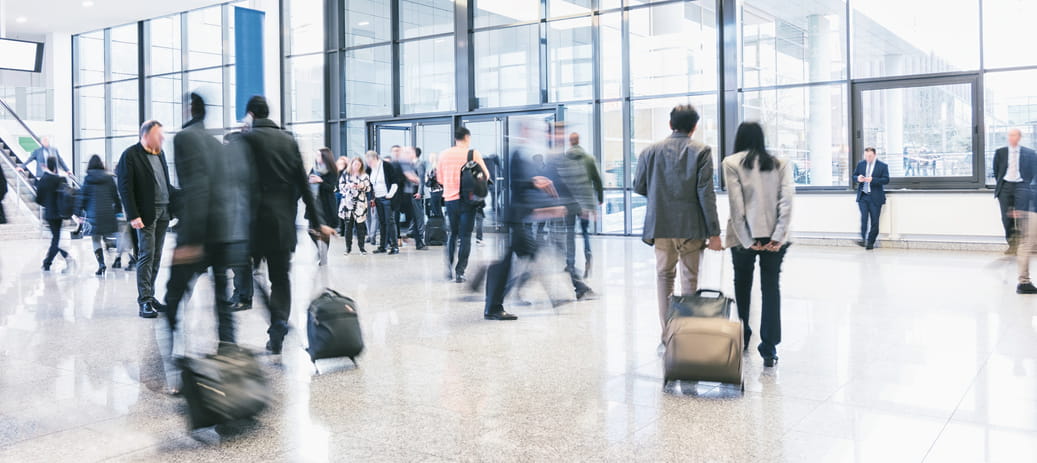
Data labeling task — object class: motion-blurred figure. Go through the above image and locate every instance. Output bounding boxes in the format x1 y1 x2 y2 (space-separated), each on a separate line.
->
994 128 1036 255
398 146 427 250
21 136 70 182
309 148 340 266
77 154 121 276
633 104 721 337
558 132 603 279
544 123 595 300
164 93 256 347
240 96 333 354
853 147 889 250
36 156 75 273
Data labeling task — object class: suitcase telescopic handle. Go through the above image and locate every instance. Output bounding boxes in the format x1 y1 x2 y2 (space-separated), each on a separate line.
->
694 289 725 298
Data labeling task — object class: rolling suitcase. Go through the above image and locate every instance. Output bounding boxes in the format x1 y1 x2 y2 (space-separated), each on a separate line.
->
306 289 364 372
180 343 271 429
662 251 744 388
426 216 447 246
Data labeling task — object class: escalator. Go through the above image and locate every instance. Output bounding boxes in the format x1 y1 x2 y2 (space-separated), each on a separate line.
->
0 96 80 240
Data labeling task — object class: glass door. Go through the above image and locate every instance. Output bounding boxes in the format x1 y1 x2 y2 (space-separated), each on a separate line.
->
853 76 981 188
373 123 411 157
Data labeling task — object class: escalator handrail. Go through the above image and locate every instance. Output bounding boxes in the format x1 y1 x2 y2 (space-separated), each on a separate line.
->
0 96 81 190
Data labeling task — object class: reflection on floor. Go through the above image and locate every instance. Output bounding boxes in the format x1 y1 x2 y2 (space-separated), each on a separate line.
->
0 233 1036 462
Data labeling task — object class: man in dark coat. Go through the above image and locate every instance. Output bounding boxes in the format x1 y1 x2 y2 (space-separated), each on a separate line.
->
35 156 76 272
116 120 177 318
0 156 7 224
240 95 333 354
164 93 256 346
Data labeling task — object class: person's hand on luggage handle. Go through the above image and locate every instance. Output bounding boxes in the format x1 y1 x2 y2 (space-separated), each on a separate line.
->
707 235 722 251
172 244 204 265
130 217 144 229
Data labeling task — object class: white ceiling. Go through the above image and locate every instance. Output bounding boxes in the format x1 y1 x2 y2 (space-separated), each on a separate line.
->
2 0 227 36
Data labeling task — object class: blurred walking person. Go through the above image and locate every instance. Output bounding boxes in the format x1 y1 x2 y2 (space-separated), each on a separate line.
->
77 154 121 276
117 120 176 318
723 122 794 368
240 96 333 354
309 147 339 266
36 156 76 273
164 93 256 346
398 147 427 250
544 123 594 300
339 157 371 255
633 104 722 338
565 133 603 277
994 128 1036 255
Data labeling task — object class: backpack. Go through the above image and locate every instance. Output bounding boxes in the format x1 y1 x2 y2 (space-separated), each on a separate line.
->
57 181 79 220
459 149 489 206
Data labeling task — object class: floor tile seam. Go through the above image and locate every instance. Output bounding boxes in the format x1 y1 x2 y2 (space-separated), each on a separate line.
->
918 350 995 463
0 420 110 456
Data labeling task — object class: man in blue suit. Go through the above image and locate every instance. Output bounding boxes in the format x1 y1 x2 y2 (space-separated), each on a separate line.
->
854 147 890 250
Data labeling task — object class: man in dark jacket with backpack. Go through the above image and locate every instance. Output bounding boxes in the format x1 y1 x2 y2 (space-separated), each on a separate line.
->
36 156 76 272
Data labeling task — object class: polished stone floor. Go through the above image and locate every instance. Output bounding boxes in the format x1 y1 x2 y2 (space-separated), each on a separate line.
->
0 233 1035 462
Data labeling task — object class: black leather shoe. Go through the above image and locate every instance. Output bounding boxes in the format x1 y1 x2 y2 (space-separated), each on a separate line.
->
454 274 467 283
373 248 387 254
416 245 428 251
576 289 597 301
1017 283 1037 294
855 240 866 248
231 301 252 312
139 303 158 319
388 248 400 255
484 311 518 321
41 263 51 272
111 257 122 269
152 301 168 313
763 357 779 368
865 244 874 250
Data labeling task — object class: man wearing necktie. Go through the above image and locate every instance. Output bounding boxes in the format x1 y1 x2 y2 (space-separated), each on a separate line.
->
994 128 1036 256
854 148 890 250
20 137 71 184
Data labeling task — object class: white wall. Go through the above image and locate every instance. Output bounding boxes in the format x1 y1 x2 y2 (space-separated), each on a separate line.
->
715 191 1005 246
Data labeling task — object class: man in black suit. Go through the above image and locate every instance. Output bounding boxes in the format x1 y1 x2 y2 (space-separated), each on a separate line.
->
853 147 890 250
117 120 177 318
240 96 334 354
993 128 1036 255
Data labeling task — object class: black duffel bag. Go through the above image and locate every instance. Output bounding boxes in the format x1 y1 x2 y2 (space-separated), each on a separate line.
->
180 343 270 429
307 289 364 370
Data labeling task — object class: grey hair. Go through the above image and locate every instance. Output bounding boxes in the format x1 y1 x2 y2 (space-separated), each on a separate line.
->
140 120 163 139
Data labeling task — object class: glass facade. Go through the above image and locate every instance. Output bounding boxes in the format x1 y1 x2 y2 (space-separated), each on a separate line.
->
74 2 270 177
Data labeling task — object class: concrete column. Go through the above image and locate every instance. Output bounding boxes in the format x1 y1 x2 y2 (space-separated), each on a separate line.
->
807 14 833 185
48 32 73 168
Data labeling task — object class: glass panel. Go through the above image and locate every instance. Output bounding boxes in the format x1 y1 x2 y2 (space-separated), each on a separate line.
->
630 193 647 234
860 83 973 178
400 38 455 114
148 74 183 130
549 0 592 17
110 24 139 81
344 120 367 158
346 0 392 46
632 94 720 187
985 70 1037 185
290 123 326 161
186 6 223 70
548 17 593 102
77 139 107 175
600 190 625 234
562 102 595 163
741 0 846 88
852 0 980 78
344 45 392 118
983 0 1037 69
741 84 848 186
110 80 140 137
600 0 621 9
185 68 224 128
286 54 325 123
415 122 453 156
110 136 138 172
601 100 624 188
399 0 453 39
475 0 540 28
149 15 182 76
77 31 105 85
629 1 718 96
475 24 540 108
77 85 106 139
600 12 622 99
289 0 325 54
377 125 411 155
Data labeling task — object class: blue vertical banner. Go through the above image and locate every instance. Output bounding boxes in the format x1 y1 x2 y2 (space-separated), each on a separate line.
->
234 7 265 121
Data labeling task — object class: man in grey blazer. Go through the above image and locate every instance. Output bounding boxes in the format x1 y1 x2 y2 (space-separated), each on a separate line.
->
634 104 722 336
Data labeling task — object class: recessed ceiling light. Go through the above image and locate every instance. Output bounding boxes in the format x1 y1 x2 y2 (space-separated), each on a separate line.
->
15 17 27 23
83 1 95 7
357 21 369 26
